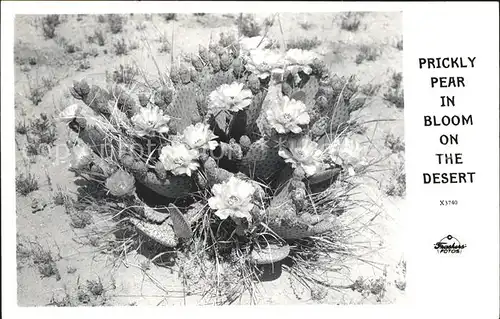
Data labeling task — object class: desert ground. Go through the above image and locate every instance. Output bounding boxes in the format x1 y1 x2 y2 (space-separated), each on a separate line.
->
14 12 406 306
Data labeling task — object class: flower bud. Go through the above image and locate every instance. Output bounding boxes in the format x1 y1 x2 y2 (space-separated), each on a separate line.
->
155 87 173 108
291 188 307 210
232 57 244 77
281 81 292 96
209 52 221 72
311 117 330 136
248 74 260 93
239 135 251 151
208 42 217 52
199 45 209 63
229 139 243 160
179 64 191 84
315 95 328 110
154 161 167 180
219 32 232 47
220 52 232 71
170 66 181 84
138 93 149 108
190 68 199 83
191 53 204 71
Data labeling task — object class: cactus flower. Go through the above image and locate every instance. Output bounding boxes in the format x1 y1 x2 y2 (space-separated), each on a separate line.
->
266 96 310 134
208 176 255 222
69 143 93 170
325 137 366 176
159 142 200 177
285 49 318 74
208 82 253 113
244 49 286 79
182 122 219 151
105 169 136 197
131 104 170 137
58 104 81 124
278 135 323 177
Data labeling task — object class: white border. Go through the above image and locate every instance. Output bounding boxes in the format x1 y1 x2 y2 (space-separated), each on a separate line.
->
2 2 499 319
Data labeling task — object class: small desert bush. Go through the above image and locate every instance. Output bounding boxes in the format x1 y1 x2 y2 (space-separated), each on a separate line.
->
351 275 387 302
97 14 106 23
359 83 381 96
91 29 106 46
30 113 58 145
48 291 73 307
41 75 57 91
161 13 177 21
158 33 171 53
53 187 69 206
26 75 45 106
237 14 262 37
113 38 128 56
17 238 61 280
396 38 403 51
70 210 93 229
108 14 124 34
128 41 139 51
67 266 77 274
298 20 314 30
28 56 37 66
77 60 91 71
287 36 322 51
263 15 275 28
86 279 105 296
384 72 404 108
42 14 61 39
16 119 29 135
33 246 61 280
16 172 39 196
341 12 361 32
56 36 81 54
385 163 406 198
136 22 147 31
384 132 405 153
355 45 380 64
109 64 138 85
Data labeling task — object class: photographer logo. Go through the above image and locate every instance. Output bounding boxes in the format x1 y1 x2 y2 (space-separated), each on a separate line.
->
434 235 466 254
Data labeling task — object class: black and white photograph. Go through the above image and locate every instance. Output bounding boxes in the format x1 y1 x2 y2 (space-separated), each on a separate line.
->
11 10 406 306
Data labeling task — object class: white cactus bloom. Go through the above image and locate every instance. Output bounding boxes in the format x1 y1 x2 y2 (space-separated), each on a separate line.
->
182 122 219 151
285 49 318 72
159 142 200 177
131 104 170 137
266 96 310 134
208 82 253 113
208 176 256 222
326 137 366 176
69 143 93 170
244 49 286 79
58 104 81 123
278 135 324 177
285 49 320 83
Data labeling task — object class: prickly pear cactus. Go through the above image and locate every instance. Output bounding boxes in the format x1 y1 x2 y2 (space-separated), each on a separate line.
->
60 33 367 269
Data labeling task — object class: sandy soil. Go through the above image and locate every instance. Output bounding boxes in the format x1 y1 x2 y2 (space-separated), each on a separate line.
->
14 12 405 306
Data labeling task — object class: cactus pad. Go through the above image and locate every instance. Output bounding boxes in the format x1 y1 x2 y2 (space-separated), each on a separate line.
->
249 244 291 265
129 217 178 247
239 138 284 181
168 203 193 239
138 172 194 198
166 82 201 134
